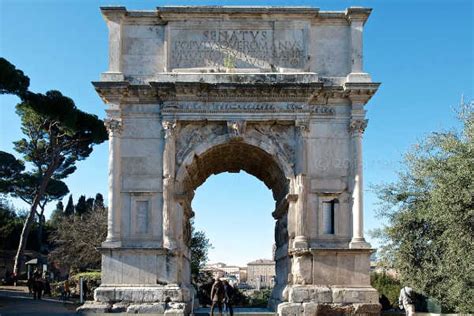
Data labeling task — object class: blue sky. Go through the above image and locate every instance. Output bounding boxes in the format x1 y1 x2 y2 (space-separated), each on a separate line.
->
0 0 472 266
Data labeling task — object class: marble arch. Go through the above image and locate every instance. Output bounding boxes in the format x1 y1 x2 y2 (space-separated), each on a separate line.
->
80 5 382 316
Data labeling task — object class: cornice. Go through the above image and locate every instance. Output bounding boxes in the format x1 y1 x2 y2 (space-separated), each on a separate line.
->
100 6 372 25
92 80 379 106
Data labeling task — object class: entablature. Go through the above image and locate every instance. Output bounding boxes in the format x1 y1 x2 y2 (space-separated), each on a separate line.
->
93 77 379 110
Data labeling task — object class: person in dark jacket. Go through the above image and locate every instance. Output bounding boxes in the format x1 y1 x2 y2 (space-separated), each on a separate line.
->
210 279 225 316
32 270 43 300
223 280 234 316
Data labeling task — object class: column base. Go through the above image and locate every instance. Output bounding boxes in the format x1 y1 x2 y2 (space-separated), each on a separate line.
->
278 302 381 316
77 285 192 314
293 236 308 249
278 285 381 315
349 238 371 249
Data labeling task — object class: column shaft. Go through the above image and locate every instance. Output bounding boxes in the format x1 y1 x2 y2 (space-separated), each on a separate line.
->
350 119 370 249
293 122 309 249
104 118 122 246
162 121 177 250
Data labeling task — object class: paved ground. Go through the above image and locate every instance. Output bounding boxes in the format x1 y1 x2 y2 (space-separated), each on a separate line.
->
0 287 78 316
0 296 78 316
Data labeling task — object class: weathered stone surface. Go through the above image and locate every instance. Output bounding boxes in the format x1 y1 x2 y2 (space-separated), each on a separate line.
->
93 5 381 316
353 303 382 315
302 302 318 316
111 302 128 313
76 301 111 313
127 303 166 314
278 302 304 316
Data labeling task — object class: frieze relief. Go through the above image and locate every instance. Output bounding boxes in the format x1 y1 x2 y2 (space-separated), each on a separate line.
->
162 101 335 115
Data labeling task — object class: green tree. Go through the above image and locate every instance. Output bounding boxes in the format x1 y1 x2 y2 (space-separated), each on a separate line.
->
64 195 74 216
93 193 104 212
49 201 64 227
0 58 29 96
372 101 474 312
370 272 401 309
49 204 107 270
0 151 25 193
75 195 88 216
0 58 108 276
6 174 69 251
190 220 212 283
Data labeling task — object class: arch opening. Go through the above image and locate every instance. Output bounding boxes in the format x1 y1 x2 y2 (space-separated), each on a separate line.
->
179 142 290 203
176 140 292 309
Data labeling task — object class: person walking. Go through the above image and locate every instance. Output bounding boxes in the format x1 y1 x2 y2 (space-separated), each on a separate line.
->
32 269 43 300
399 286 415 316
210 278 225 316
222 280 234 316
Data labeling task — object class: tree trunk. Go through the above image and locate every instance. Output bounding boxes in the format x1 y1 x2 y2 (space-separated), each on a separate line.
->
12 167 55 279
37 206 45 253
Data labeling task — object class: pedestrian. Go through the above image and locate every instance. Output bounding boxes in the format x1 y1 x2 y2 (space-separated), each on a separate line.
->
210 278 225 316
63 279 71 300
27 274 34 294
399 286 415 316
32 269 43 300
222 280 234 316
43 274 52 297
83 280 89 299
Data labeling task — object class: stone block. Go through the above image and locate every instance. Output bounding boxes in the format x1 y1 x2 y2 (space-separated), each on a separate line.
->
332 287 379 304
76 301 111 313
165 302 187 314
278 302 304 316
302 302 318 316
353 303 382 315
316 304 355 316
111 302 128 313
127 303 166 314
308 286 332 303
290 286 310 303
292 256 313 285
94 287 115 302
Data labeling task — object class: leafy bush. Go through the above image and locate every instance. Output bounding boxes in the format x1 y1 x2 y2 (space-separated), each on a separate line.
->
370 271 401 309
247 289 271 307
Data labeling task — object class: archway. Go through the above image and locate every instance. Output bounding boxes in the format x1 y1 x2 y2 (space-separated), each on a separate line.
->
175 139 293 309
87 5 382 315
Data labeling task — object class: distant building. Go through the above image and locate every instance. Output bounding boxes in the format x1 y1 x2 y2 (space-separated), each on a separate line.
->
239 267 248 283
247 259 275 289
203 263 242 283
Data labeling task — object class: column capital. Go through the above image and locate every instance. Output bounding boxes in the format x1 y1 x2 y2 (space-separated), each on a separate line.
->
162 120 178 137
295 119 310 136
104 118 123 136
349 119 368 135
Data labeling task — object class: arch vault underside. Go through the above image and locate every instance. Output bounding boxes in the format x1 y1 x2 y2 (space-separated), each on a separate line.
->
80 5 383 316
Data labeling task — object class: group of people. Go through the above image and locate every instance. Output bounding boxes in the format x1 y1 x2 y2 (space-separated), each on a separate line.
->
26 269 51 300
210 278 234 316
27 269 74 301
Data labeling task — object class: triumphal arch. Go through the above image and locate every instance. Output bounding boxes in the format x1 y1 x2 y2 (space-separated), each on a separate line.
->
82 6 381 315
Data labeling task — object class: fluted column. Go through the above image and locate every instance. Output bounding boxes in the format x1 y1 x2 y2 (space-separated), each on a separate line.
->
293 121 309 249
162 120 178 250
103 117 122 247
349 119 370 249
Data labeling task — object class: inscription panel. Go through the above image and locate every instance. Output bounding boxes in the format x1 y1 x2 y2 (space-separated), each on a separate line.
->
169 22 308 70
